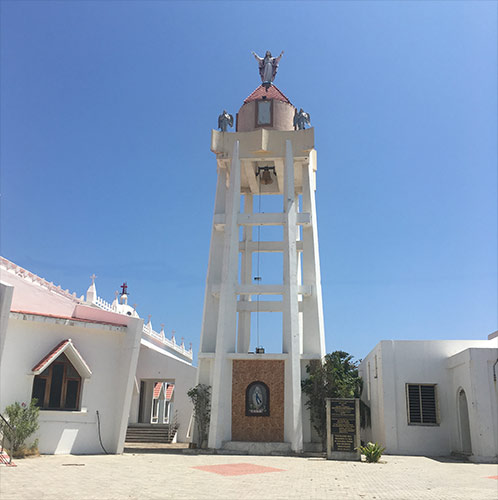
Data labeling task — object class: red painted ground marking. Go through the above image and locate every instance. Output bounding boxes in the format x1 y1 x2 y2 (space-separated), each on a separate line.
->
485 476 498 480
192 463 285 476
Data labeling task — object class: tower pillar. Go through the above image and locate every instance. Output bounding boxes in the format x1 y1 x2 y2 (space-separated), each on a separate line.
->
208 141 241 449
282 139 303 451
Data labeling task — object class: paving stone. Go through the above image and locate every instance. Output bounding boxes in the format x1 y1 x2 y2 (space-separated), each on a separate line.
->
0 452 496 499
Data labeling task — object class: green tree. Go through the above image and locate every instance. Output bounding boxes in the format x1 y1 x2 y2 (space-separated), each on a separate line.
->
187 384 211 449
1 400 40 454
301 351 369 448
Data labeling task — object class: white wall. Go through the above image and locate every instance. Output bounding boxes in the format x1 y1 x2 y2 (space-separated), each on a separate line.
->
130 340 196 442
0 314 142 454
359 339 496 460
447 348 498 463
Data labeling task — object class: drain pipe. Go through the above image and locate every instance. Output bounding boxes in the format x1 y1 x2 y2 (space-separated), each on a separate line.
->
493 359 498 383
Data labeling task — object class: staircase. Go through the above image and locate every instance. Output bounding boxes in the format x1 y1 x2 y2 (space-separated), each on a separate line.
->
125 424 177 444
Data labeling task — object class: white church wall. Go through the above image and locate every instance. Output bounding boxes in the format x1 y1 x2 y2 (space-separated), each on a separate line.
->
0 314 142 454
0 281 14 361
447 347 498 463
360 339 495 458
131 340 196 442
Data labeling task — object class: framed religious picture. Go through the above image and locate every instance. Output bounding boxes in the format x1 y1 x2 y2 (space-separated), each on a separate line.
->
245 381 270 417
256 99 272 126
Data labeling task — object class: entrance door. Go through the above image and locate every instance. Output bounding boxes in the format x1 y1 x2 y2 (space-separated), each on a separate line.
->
458 389 472 455
138 381 146 423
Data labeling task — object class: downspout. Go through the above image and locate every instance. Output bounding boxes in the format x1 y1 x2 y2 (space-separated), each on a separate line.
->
493 359 498 383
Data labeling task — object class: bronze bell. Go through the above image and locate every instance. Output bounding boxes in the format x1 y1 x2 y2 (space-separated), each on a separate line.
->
260 169 274 185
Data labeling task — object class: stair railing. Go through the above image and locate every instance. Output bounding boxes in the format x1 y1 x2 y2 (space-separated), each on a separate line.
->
0 412 14 464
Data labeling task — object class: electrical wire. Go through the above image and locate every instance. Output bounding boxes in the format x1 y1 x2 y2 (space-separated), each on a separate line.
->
256 170 262 349
96 410 109 454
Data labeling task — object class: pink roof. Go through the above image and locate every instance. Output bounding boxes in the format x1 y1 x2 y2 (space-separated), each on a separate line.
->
32 339 70 372
244 85 291 104
1 257 127 327
1 262 79 318
165 384 174 401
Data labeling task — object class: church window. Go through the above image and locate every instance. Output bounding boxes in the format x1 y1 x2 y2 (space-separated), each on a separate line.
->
406 384 439 425
32 353 82 410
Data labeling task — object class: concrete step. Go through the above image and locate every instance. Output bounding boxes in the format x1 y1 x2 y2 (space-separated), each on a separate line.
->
125 425 177 444
221 441 292 456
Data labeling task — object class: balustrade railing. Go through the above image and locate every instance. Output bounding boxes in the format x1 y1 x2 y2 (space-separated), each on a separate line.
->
142 324 193 359
95 296 113 311
0 256 79 301
0 413 14 465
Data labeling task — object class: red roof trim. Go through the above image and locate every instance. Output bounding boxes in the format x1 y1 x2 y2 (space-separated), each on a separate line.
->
12 310 126 327
165 384 175 401
31 339 70 372
243 85 291 104
153 382 163 400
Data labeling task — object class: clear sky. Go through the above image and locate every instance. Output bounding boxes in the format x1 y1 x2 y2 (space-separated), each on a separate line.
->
1 1 496 361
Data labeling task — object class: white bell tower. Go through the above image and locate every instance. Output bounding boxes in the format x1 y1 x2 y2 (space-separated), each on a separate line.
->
197 82 326 453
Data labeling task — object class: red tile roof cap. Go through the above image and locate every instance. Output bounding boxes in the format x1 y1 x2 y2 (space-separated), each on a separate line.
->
31 339 92 378
32 339 70 373
165 384 175 401
243 85 291 104
153 382 163 400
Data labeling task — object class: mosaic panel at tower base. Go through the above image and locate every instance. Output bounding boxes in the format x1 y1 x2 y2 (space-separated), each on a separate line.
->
326 398 360 461
231 360 284 442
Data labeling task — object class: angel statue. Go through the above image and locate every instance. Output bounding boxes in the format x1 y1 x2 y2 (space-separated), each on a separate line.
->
252 50 284 87
218 110 233 132
293 108 311 130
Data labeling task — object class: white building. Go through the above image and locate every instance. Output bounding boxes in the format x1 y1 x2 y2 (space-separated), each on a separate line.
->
359 336 498 463
0 256 196 454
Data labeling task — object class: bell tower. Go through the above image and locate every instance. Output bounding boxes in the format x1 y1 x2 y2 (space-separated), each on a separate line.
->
197 57 325 453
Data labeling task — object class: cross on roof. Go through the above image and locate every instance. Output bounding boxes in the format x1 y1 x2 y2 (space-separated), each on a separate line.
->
90 274 97 284
120 282 128 295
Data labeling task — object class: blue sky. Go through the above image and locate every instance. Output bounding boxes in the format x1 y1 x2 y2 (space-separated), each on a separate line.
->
1 1 496 361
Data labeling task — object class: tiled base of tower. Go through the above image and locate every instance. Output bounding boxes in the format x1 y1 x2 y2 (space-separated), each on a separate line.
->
232 359 285 442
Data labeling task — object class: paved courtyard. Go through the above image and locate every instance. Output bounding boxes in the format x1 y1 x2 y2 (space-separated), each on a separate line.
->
1 450 496 500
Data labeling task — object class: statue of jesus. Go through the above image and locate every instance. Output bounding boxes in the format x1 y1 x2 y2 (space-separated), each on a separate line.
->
252 50 284 85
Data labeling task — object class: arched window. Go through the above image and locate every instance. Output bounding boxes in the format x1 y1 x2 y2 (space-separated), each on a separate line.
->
31 339 91 411
32 353 82 410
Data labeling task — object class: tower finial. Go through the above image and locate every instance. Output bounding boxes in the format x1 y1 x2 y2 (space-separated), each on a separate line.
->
86 274 97 303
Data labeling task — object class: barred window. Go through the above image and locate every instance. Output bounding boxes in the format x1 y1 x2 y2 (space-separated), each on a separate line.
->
406 384 439 425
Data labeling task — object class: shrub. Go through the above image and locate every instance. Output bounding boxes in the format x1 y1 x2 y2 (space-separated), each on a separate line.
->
358 442 385 463
301 351 370 448
187 384 211 449
1 400 40 455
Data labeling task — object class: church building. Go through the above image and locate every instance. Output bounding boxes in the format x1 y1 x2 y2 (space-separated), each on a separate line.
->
0 256 196 455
